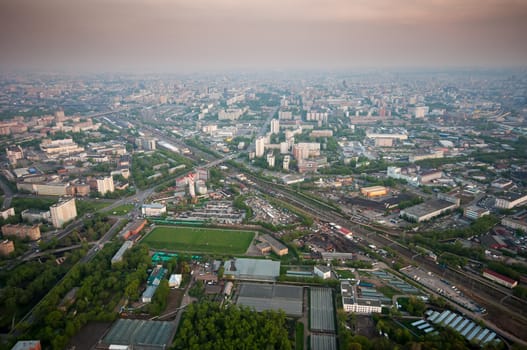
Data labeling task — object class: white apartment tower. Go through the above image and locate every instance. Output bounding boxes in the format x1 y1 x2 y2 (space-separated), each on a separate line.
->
283 155 290 170
96 176 115 195
270 119 280 135
266 152 275 168
255 136 266 157
188 175 196 198
50 198 77 228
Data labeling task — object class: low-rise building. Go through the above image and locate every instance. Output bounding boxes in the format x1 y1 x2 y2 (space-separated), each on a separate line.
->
314 265 332 279
111 241 134 265
494 192 527 210
1 224 41 240
401 194 460 223
0 240 15 256
224 258 280 281
10 340 41 350
360 186 388 198
341 281 382 314
482 269 518 289
0 207 15 220
502 216 527 233
21 209 51 223
141 203 167 217
259 234 288 256
169 274 182 288
464 206 490 220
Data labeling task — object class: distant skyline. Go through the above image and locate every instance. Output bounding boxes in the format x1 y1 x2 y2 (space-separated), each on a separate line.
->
1 0 526 72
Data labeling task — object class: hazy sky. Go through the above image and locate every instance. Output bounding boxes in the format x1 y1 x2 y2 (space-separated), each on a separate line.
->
1 0 526 72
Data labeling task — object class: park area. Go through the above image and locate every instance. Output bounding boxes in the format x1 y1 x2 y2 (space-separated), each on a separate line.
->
143 226 255 254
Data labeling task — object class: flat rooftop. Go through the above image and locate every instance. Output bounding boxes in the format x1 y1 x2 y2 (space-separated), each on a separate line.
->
236 283 303 316
402 199 455 217
100 319 177 347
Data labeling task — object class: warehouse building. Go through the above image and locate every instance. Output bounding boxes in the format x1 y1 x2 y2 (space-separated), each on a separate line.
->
98 319 177 349
111 241 134 265
259 234 288 256
360 186 388 198
224 258 280 281
401 194 460 223
482 269 518 289
236 283 303 316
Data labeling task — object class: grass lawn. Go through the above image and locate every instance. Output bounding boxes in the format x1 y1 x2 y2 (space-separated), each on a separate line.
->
377 285 400 298
295 322 304 350
143 226 255 254
76 200 111 215
109 204 135 215
335 269 356 279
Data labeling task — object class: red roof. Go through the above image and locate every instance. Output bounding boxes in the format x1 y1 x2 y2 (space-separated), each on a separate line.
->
483 269 517 284
338 227 352 235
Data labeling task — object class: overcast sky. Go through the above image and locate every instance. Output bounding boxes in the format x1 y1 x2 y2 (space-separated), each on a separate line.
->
0 0 526 72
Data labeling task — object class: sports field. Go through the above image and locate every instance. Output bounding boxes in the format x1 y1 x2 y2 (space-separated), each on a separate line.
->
143 226 255 254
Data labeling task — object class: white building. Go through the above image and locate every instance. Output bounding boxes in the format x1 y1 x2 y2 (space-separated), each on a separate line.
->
464 206 490 220
314 266 332 280
341 281 382 314
142 203 167 217
96 176 115 195
494 193 527 210
283 155 290 171
255 136 266 158
270 119 280 134
169 274 183 288
267 152 275 167
50 198 77 228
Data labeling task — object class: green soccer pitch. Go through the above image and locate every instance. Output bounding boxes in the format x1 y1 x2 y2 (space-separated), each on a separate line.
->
143 226 255 254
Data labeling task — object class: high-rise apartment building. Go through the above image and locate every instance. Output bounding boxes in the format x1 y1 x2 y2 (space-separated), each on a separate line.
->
255 136 266 157
270 119 280 134
50 198 77 228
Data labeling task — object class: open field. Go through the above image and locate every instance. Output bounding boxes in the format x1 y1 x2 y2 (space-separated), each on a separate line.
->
143 226 255 254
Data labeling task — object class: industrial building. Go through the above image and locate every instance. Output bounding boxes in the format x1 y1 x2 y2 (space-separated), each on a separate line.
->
310 287 336 332
259 234 288 256
341 281 382 314
464 206 490 220
111 241 134 265
98 319 177 349
224 258 280 281
236 283 303 316
401 194 460 223
482 269 518 289
494 192 527 210
360 186 388 198
50 198 77 228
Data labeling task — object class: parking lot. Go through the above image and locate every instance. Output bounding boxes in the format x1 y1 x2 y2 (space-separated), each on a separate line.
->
401 266 484 313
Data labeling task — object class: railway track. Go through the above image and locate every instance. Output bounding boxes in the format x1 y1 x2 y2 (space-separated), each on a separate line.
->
246 174 527 323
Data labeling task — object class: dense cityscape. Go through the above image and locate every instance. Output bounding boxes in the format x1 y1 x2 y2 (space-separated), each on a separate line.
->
0 70 525 350
1 0 527 349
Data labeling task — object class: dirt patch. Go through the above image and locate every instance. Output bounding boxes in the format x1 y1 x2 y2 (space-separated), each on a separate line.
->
166 289 184 311
354 315 377 338
67 322 112 350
